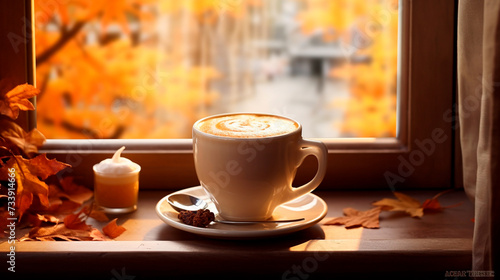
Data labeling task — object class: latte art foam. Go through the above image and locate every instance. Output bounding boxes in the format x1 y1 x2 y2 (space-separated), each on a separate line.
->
196 114 298 138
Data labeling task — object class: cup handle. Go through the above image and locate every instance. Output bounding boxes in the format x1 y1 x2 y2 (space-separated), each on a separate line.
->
281 139 327 203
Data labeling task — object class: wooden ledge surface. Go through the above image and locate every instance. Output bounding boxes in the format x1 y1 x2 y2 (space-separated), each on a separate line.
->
1 190 474 278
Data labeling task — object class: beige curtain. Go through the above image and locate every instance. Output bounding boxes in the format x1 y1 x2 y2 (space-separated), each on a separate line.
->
457 0 500 273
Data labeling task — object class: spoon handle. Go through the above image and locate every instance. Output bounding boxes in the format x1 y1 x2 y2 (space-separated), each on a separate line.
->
215 218 305 224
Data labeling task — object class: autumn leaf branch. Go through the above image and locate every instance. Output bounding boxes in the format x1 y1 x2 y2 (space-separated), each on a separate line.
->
36 21 86 67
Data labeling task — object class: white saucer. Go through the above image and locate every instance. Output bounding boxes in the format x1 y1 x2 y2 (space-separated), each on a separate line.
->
155 186 328 239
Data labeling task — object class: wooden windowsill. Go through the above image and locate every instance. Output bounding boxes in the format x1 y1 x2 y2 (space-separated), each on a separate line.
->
1 190 473 278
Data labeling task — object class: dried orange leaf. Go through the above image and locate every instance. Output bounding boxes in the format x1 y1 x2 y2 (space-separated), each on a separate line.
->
373 192 423 218
46 195 81 218
103 218 126 238
0 154 69 182
89 228 107 241
421 198 442 211
63 207 90 230
58 176 93 205
23 212 60 228
0 154 71 219
421 189 463 211
0 84 39 119
0 156 50 219
88 205 109 222
325 207 381 229
36 213 59 224
26 154 70 180
23 224 102 241
0 117 46 155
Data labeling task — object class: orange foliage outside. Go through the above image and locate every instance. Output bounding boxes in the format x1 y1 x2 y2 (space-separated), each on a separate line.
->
34 0 398 139
35 0 221 139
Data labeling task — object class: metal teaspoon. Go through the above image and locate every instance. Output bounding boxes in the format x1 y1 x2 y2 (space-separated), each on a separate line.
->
166 193 304 224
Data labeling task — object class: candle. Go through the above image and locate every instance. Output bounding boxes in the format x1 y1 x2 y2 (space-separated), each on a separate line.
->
93 146 141 214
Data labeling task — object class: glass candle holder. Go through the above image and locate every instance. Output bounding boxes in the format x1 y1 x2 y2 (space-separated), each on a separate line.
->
93 164 140 214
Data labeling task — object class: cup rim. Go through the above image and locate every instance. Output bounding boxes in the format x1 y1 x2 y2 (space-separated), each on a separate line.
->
192 112 302 140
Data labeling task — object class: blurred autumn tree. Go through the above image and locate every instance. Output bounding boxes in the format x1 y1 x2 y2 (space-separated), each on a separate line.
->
34 0 398 139
35 0 223 139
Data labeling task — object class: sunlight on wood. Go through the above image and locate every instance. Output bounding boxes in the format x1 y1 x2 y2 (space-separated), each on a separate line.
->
289 226 363 251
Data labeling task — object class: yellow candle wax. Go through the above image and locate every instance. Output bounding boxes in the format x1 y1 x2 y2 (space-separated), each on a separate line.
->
94 173 139 208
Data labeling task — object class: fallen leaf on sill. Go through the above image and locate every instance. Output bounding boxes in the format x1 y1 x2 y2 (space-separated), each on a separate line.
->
325 207 381 229
31 213 60 227
372 192 423 218
21 224 106 241
421 189 463 211
19 204 112 241
64 206 91 231
102 218 126 239
372 190 462 218
49 177 97 212
18 211 62 228
32 199 81 229
88 205 109 222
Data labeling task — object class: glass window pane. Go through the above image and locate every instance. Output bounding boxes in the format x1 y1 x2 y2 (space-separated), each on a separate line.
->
34 0 399 139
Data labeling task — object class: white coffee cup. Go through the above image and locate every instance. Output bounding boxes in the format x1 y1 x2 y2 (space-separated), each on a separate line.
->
192 113 327 221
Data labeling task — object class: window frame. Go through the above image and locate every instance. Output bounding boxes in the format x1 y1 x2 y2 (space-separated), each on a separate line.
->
3 0 457 191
